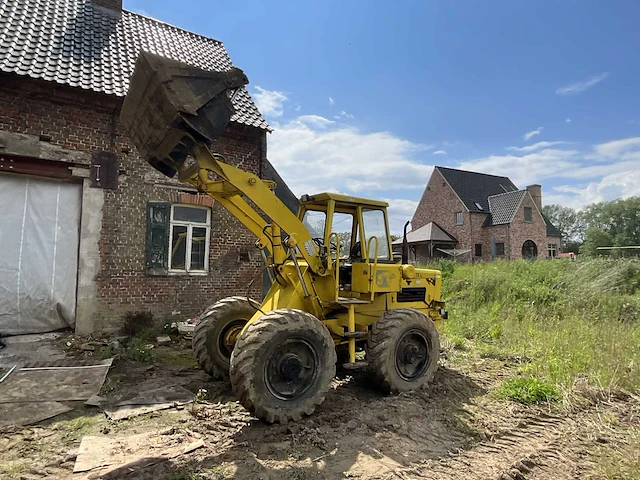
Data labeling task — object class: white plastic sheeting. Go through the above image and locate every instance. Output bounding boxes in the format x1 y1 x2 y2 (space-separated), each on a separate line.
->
0 175 81 335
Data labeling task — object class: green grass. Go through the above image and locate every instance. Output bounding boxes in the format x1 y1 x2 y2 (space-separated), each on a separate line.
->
123 337 155 363
496 377 561 404
57 415 100 441
0 463 25 478
169 473 201 480
424 258 640 391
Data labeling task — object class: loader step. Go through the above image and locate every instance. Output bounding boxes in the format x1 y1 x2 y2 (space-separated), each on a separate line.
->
342 331 369 339
341 361 369 370
334 297 371 305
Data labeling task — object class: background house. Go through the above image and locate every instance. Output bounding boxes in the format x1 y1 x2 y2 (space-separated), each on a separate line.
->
405 166 562 263
0 0 290 335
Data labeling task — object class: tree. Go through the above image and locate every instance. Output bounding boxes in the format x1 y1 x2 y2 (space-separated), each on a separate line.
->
542 204 584 245
580 197 640 247
580 227 614 256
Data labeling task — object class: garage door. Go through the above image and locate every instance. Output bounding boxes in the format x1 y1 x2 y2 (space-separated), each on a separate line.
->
0 174 81 335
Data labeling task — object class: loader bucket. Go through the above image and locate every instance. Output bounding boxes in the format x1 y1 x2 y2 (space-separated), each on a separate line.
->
120 51 249 177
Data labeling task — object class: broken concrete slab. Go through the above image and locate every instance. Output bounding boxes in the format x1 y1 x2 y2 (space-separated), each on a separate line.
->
156 335 171 345
74 431 204 477
0 401 73 427
0 358 112 403
175 321 195 335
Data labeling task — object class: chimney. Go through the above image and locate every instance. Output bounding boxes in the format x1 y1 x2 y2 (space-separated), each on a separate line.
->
526 184 542 211
92 0 122 10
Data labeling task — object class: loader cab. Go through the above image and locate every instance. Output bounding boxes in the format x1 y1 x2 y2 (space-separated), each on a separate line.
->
299 193 393 290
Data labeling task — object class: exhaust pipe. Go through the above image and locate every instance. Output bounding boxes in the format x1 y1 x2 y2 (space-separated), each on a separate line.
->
402 221 411 264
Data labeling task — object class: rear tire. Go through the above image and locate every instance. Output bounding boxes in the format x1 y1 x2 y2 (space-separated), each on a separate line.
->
367 308 440 393
230 309 337 423
192 296 257 381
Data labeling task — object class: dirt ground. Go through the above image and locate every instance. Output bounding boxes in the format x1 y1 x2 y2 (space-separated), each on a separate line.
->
0 335 638 480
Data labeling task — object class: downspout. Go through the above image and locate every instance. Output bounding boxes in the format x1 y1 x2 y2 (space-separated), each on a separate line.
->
469 211 473 263
507 225 510 259
110 104 119 153
258 130 266 179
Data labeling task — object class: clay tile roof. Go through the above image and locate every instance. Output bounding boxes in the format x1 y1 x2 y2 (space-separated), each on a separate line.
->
0 0 269 131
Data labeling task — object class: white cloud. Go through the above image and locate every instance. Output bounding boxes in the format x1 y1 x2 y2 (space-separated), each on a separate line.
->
523 127 543 141
385 198 420 233
593 137 640 159
268 117 434 197
253 86 288 118
329 97 335 105
457 136 640 211
295 115 335 129
555 72 610 95
433 150 447 155
506 141 569 153
333 110 354 120
565 118 572 123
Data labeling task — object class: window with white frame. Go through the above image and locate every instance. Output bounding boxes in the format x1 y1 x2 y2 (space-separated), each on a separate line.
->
455 211 463 225
548 243 558 259
169 205 211 273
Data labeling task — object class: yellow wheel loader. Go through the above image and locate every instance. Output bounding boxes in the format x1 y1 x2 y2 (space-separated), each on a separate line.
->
121 52 448 423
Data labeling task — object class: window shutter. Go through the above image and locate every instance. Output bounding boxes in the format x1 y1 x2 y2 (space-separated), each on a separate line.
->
146 202 170 275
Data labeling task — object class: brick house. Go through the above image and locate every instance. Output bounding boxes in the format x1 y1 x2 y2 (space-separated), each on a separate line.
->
0 0 287 335
400 166 562 263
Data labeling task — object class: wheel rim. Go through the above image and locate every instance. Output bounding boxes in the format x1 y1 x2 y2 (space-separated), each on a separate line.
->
264 338 320 400
394 328 430 381
218 319 247 358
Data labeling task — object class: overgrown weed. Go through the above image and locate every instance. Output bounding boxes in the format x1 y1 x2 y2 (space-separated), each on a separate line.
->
428 258 640 392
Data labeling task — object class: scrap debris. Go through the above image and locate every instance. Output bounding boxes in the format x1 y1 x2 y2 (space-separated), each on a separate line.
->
0 358 112 426
87 384 194 420
73 430 205 477
0 358 113 403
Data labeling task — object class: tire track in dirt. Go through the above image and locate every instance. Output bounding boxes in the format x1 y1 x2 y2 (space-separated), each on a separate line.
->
415 412 590 480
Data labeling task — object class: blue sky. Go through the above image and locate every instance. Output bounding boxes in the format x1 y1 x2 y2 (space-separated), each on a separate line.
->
125 0 640 233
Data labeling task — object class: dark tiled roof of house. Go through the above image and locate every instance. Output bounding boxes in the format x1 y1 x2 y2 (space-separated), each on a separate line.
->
484 190 526 226
391 222 457 245
436 166 518 212
0 0 269 130
543 213 563 237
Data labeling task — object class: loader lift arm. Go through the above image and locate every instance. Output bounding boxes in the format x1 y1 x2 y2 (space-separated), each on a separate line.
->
119 51 328 278
177 143 327 275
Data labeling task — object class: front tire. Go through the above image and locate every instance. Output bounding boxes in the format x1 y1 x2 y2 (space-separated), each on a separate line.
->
367 308 440 393
192 296 257 381
230 309 337 423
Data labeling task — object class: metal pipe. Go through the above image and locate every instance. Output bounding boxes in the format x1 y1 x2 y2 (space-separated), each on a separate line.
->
348 305 356 363
329 232 340 302
402 221 410 264
0 365 16 383
290 248 311 298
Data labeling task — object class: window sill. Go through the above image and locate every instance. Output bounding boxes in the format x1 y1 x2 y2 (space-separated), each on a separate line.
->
168 270 209 277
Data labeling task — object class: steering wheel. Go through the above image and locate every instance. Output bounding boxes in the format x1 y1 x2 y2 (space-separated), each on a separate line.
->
350 241 362 260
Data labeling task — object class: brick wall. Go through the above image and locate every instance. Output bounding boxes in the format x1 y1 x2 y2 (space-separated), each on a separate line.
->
0 74 265 331
412 169 480 262
507 193 549 260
